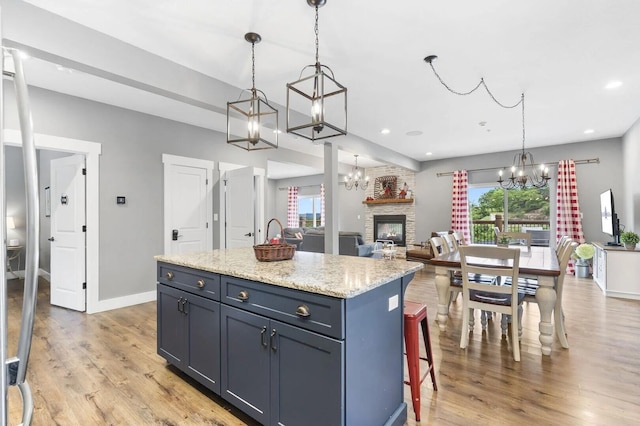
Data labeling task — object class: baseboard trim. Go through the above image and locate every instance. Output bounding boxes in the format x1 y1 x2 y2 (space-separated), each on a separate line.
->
89 290 157 314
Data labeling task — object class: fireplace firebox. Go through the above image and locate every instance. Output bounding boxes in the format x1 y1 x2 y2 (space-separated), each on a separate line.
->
373 215 406 247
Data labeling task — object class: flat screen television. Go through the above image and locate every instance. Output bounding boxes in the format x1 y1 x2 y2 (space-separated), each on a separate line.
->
600 189 620 245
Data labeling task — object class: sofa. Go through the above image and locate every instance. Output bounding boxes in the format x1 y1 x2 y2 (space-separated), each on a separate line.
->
283 227 307 250
284 226 376 257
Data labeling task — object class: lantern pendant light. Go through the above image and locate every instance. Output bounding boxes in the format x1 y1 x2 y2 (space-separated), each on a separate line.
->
227 32 279 151
286 0 347 142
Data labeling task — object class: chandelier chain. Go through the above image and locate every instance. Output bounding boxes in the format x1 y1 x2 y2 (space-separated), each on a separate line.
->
251 40 256 90
314 5 320 64
425 55 549 189
427 60 523 109
521 94 525 151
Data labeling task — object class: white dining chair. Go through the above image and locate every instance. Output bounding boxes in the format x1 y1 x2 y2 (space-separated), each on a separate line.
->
459 245 524 361
502 240 577 348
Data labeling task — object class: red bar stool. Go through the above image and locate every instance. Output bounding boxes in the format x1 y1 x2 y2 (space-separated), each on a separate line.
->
403 300 437 421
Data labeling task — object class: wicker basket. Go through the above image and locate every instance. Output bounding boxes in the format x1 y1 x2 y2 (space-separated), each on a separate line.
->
253 218 296 262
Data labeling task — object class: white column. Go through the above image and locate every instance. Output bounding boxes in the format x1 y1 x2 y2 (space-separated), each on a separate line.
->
324 142 339 254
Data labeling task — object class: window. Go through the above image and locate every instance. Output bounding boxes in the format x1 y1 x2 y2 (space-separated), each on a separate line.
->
298 195 322 228
469 186 550 244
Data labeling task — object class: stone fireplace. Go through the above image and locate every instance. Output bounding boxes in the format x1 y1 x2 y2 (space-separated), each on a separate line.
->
373 215 407 247
362 165 416 258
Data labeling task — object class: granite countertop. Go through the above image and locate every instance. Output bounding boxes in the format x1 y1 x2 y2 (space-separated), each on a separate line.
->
155 247 423 298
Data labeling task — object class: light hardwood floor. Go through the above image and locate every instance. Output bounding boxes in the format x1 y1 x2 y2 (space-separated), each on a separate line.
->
7 267 640 425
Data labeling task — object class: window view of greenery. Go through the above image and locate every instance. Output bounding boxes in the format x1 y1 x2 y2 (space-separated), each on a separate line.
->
298 196 322 228
469 186 550 244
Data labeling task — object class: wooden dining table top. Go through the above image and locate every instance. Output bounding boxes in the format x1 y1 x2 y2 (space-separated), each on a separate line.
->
427 245 561 278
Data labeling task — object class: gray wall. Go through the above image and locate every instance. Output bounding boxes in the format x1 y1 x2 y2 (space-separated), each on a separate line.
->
622 117 640 234
413 138 625 244
3 83 312 301
4 82 634 303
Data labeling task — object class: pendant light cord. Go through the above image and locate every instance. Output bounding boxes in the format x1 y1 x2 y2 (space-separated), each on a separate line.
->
425 56 526 152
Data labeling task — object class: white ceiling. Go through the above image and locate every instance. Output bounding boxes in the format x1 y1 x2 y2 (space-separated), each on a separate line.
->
12 0 640 176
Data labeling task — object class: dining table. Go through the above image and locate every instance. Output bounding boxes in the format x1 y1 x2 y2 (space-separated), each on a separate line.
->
428 245 560 356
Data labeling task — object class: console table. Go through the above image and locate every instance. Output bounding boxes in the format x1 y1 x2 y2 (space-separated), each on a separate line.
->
593 242 640 299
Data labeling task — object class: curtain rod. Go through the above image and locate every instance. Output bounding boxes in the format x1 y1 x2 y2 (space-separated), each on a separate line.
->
435 158 599 177
278 184 323 190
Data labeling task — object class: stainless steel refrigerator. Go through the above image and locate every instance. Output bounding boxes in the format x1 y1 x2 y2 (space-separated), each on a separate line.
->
1 19 41 426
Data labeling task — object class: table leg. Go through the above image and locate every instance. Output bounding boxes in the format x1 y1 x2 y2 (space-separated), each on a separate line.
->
434 266 451 331
535 276 556 356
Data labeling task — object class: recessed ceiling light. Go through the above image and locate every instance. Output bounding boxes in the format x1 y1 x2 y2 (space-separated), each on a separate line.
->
406 130 423 137
381 128 390 135
425 152 433 156
584 129 594 134
605 81 622 89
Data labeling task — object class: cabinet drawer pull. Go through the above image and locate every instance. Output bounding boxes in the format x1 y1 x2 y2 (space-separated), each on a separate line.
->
260 326 268 347
237 290 249 301
196 279 205 288
166 271 174 280
295 305 311 317
270 329 277 351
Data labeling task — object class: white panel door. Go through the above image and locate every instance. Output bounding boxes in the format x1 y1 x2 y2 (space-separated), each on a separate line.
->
225 167 255 248
164 157 212 255
50 154 86 311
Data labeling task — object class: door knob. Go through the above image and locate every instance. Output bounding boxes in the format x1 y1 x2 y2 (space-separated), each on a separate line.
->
48 237 55 242
244 232 253 237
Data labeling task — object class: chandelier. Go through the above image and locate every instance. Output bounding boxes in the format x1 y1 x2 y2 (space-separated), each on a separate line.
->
286 0 347 142
227 32 278 151
344 155 369 190
497 94 550 189
424 55 550 190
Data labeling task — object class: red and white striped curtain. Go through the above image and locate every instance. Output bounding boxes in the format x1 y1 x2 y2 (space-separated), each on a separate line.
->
320 184 326 226
451 170 471 244
556 160 585 273
287 186 299 228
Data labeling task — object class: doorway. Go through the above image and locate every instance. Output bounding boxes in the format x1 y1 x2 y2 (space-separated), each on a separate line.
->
162 154 214 255
4 129 101 313
219 162 265 249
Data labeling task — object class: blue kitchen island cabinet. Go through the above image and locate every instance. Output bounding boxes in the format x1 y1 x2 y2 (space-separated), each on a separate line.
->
156 248 423 426
157 265 221 393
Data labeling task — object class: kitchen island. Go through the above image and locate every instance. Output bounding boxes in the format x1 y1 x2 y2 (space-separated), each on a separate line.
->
155 247 423 426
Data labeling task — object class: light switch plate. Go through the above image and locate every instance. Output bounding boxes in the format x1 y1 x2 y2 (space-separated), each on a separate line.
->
388 294 399 312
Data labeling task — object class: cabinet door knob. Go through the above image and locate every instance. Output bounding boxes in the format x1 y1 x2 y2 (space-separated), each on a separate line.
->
196 279 205 288
166 271 174 280
295 304 311 317
238 290 249 301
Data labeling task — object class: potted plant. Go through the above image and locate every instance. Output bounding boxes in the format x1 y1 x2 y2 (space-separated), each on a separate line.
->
620 231 640 250
497 235 510 247
573 243 595 278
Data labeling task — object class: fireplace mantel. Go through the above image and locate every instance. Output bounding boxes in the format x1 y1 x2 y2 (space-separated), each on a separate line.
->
362 198 414 205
